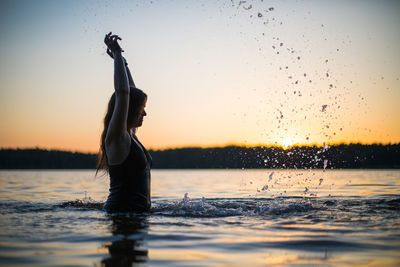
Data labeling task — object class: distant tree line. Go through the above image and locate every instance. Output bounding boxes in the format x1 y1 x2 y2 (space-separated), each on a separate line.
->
149 143 400 169
0 149 97 169
0 143 399 169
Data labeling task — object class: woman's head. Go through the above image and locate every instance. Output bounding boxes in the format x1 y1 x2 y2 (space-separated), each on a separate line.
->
104 87 147 130
96 87 147 174
127 87 147 129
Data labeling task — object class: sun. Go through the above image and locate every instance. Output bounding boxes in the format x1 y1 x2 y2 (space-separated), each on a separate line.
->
281 138 294 149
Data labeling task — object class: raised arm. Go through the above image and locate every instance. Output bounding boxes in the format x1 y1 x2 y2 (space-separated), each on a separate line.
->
104 33 130 142
125 63 136 88
107 48 136 88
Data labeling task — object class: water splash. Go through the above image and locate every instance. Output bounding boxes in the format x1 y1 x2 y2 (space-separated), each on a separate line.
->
153 194 318 217
59 191 103 209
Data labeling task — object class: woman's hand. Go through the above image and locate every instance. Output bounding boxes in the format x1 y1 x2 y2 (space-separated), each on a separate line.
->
104 32 124 57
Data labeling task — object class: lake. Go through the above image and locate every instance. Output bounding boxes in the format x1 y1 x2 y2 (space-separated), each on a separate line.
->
0 169 399 266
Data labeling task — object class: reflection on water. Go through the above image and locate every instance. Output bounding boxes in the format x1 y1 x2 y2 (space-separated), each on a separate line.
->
101 214 149 266
0 170 399 266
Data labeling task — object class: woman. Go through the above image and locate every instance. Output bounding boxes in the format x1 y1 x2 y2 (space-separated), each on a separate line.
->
97 32 152 212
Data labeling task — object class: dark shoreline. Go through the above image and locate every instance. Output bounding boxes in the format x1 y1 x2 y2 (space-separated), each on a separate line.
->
1 143 399 169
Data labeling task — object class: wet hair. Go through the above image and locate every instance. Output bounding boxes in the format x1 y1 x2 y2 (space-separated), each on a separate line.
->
96 87 147 175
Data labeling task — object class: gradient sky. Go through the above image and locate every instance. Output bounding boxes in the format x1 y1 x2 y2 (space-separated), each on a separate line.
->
0 0 399 152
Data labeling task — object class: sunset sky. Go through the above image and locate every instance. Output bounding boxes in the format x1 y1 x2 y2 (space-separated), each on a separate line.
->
0 0 399 152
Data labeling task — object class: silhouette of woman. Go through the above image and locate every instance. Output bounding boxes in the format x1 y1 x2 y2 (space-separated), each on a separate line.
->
97 32 152 212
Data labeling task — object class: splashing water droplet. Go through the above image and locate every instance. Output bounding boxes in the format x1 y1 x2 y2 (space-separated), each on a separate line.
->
243 4 252 10
268 171 275 181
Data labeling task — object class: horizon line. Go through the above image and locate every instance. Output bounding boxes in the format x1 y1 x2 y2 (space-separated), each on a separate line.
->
1 141 399 154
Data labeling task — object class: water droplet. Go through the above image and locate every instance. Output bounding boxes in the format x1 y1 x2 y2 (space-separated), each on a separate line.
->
262 184 269 191
323 159 328 169
243 4 252 10
269 172 274 181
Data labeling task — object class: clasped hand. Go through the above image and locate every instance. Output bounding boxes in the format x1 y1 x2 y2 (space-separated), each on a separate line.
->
104 32 124 58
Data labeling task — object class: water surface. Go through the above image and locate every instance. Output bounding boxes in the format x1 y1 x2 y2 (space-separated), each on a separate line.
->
0 169 399 266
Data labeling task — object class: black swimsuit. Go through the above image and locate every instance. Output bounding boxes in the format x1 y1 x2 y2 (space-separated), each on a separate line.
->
103 135 152 212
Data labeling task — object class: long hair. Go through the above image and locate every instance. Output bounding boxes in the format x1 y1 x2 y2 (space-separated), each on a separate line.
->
96 87 147 175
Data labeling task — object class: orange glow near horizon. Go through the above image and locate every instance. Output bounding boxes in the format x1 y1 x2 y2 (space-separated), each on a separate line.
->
1 138 399 154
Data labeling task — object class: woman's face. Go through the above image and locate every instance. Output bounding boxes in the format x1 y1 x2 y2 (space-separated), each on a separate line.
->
137 106 146 127
136 100 147 127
